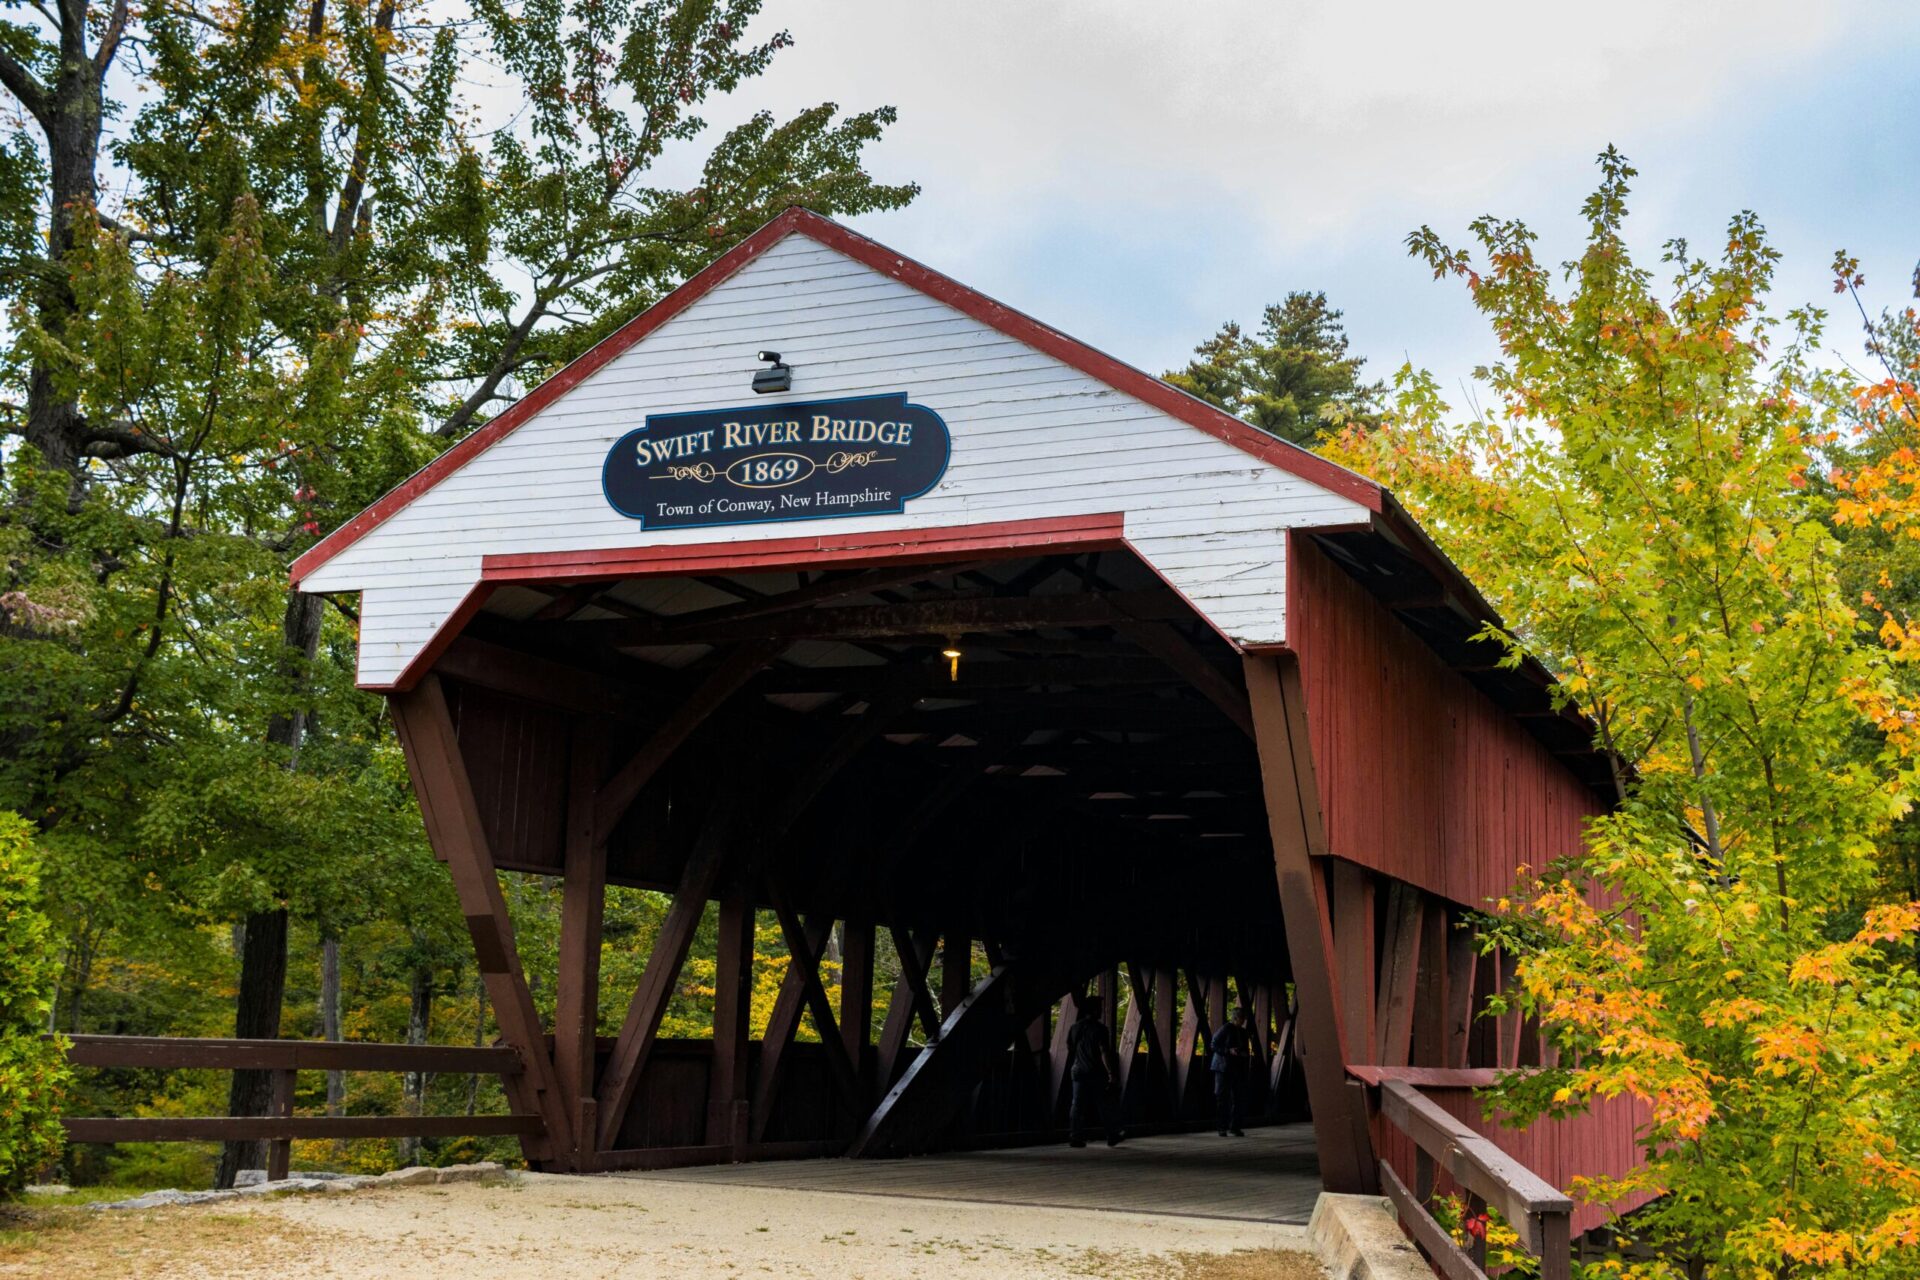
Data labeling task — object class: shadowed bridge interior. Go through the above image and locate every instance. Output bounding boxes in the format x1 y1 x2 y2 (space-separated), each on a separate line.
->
422 545 1312 1166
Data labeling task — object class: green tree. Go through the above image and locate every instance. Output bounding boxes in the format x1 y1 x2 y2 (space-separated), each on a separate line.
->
0 811 68 1197
1328 150 1920 1277
1167 291 1382 446
0 0 915 1186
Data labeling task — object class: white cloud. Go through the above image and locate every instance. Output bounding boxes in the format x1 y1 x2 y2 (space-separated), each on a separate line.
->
722 0 1885 253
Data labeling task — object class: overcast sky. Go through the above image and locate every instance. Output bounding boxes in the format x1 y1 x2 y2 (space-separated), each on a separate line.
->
664 0 1920 404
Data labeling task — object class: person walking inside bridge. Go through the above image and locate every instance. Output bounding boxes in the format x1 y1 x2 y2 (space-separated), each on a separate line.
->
1066 995 1123 1148
1211 1005 1252 1136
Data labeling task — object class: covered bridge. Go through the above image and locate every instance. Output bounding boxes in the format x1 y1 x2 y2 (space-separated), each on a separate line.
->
288 208 1639 1256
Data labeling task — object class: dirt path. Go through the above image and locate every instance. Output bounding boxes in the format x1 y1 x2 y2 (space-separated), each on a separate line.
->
1 1173 1327 1279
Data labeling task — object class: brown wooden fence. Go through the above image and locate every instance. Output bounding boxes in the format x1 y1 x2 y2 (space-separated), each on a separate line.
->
59 1035 541 1180
1375 1077 1574 1280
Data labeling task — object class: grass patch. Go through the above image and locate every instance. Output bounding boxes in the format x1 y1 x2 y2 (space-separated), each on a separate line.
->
0 1202 316 1277
1171 1248 1325 1279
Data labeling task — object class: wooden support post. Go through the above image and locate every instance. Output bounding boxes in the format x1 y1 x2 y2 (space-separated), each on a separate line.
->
1496 947 1520 1069
749 912 830 1141
841 919 875 1087
1446 910 1479 1069
555 721 606 1170
1375 882 1422 1068
267 1068 294 1182
1172 971 1203 1113
1412 896 1449 1067
1244 652 1375 1194
941 932 972 1023
1331 860 1376 1065
1152 967 1178 1112
1117 967 1147 1092
1270 995 1297 1096
876 928 940 1090
390 676 572 1164
1047 992 1079 1113
707 894 754 1150
751 907 864 1142
595 811 738 1149
890 927 944 1042
768 890 864 1120
1099 968 1118 1051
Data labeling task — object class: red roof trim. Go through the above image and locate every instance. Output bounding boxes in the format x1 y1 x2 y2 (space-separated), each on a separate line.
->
478 512 1125 584
292 207 1382 585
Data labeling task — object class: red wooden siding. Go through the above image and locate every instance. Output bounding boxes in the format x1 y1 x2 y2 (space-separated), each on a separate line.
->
446 682 569 875
1287 533 1601 908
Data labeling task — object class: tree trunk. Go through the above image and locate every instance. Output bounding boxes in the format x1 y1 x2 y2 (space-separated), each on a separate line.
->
398 961 434 1166
9 3 121 500
321 935 344 1117
215 590 324 1188
214 908 290 1188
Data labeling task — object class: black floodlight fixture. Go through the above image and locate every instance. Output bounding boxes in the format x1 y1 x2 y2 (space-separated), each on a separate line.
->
752 350 792 394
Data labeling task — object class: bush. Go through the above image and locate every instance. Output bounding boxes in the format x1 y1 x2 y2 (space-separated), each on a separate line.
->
0 811 69 1196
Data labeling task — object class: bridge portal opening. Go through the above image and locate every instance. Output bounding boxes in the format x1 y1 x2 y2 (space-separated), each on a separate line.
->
409 542 1319 1178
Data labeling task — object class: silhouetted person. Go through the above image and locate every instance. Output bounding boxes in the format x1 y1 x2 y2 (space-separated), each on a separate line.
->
1211 1005 1252 1136
1066 994 1123 1148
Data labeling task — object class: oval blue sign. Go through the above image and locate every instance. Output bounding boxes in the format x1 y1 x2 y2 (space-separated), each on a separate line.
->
602 392 951 530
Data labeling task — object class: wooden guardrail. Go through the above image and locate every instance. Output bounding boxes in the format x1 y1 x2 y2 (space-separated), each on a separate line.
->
60 1035 543 1180
1377 1078 1573 1280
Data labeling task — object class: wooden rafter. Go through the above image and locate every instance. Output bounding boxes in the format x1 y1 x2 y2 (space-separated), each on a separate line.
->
1116 621 1254 737
537 588 1184 648
592 639 785 833
753 656 1180 696
650 561 989 634
436 635 660 720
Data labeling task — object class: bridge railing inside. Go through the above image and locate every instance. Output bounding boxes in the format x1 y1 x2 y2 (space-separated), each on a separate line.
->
57 1034 541 1180
1376 1077 1574 1280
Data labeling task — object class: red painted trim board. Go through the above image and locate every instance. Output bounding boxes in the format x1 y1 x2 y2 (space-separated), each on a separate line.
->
479 513 1125 584
292 207 1382 587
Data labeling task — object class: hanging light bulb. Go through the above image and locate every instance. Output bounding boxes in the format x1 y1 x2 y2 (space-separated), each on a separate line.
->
941 636 963 682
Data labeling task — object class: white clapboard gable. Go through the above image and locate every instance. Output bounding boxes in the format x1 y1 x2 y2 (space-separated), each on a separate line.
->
296 212 1379 687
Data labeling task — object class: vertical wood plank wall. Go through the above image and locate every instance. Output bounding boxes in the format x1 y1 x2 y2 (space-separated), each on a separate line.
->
1288 533 1648 1234
1286 533 1600 908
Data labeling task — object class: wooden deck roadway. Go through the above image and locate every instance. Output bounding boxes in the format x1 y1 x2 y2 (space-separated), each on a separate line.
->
625 1125 1325 1225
